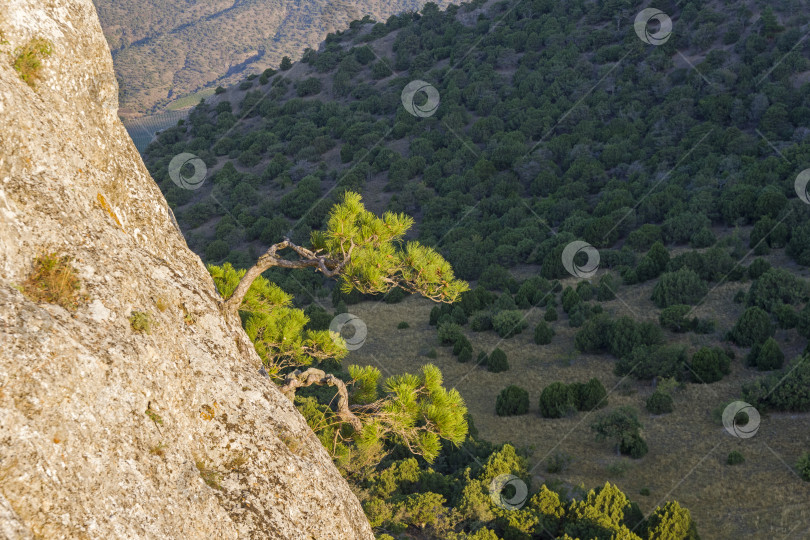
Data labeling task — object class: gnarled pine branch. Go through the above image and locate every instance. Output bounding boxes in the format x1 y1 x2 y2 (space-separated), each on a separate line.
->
223 239 351 314
278 368 362 431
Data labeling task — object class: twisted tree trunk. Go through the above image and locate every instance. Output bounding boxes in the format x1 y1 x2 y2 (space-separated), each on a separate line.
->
222 239 350 314
279 368 362 431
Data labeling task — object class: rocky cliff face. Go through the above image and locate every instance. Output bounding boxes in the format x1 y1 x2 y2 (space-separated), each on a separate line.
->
0 1 374 538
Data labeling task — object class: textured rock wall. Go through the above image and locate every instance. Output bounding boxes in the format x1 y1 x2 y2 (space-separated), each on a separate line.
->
0 1 373 538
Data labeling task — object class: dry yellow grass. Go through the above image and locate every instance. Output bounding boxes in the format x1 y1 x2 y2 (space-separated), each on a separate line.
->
346 275 810 539
21 253 86 310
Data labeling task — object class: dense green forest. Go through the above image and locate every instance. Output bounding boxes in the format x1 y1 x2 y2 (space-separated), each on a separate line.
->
142 0 810 537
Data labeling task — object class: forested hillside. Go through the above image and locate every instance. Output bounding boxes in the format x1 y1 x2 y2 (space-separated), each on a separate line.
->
142 0 810 537
93 0 460 113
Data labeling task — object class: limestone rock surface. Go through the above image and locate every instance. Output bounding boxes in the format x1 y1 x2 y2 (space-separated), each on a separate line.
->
0 1 374 538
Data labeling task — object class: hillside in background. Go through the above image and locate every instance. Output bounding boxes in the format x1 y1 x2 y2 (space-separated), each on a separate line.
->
141 0 810 537
93 0 460 114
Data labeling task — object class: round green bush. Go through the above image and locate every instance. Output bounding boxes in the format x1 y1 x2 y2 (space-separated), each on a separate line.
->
573 378 608 411
544 307 558 321
397 321 409 329
651 268 708 308
487 348 509 373
539 382 575 418
470 312 493 332
457 345 472 363
730 307 773 347
646 390 674 414
496 385 529 416
534 321 555 345
726 451 744 465
689 347 731 384
492 310 527 338
747 337 784 371
797 452 810 481
621 432 649 459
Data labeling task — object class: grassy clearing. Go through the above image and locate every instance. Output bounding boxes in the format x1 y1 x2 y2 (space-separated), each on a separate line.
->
346 276 810 539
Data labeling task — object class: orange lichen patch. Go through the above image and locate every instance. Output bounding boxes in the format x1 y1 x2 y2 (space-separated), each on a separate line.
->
96 192 123 229
200 402 219 421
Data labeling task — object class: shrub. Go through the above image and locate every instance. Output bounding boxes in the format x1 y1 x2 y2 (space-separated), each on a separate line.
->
425 348 437 359
453 335 472 356
773 303 798 329
534 321 555 345
214 86 226 94
545 451 571 473
397 321 410 329
746 337 784 371
22 253 85 311
280 56 292 70
609 317 664 359
746 268 809 311
451 305 468 325
797 452 810 481
296 77 322 96
544 306 558 321
438 322 464 345
572 378 608 411
470 312 493 332
615 344 687 380
487 348 509 373
651 269 708 308
729 307 773 347
620 433 649 459
726 451 745 465
492 310 527 338
592 406 647 458
561 287 581 313
539 382 576 418
689 347 731 383
742 356 810 412
646 391 673 414
659 305 695 333
429 305 443 325
496 385 529 416
747 258 771 279
457 346 472 363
